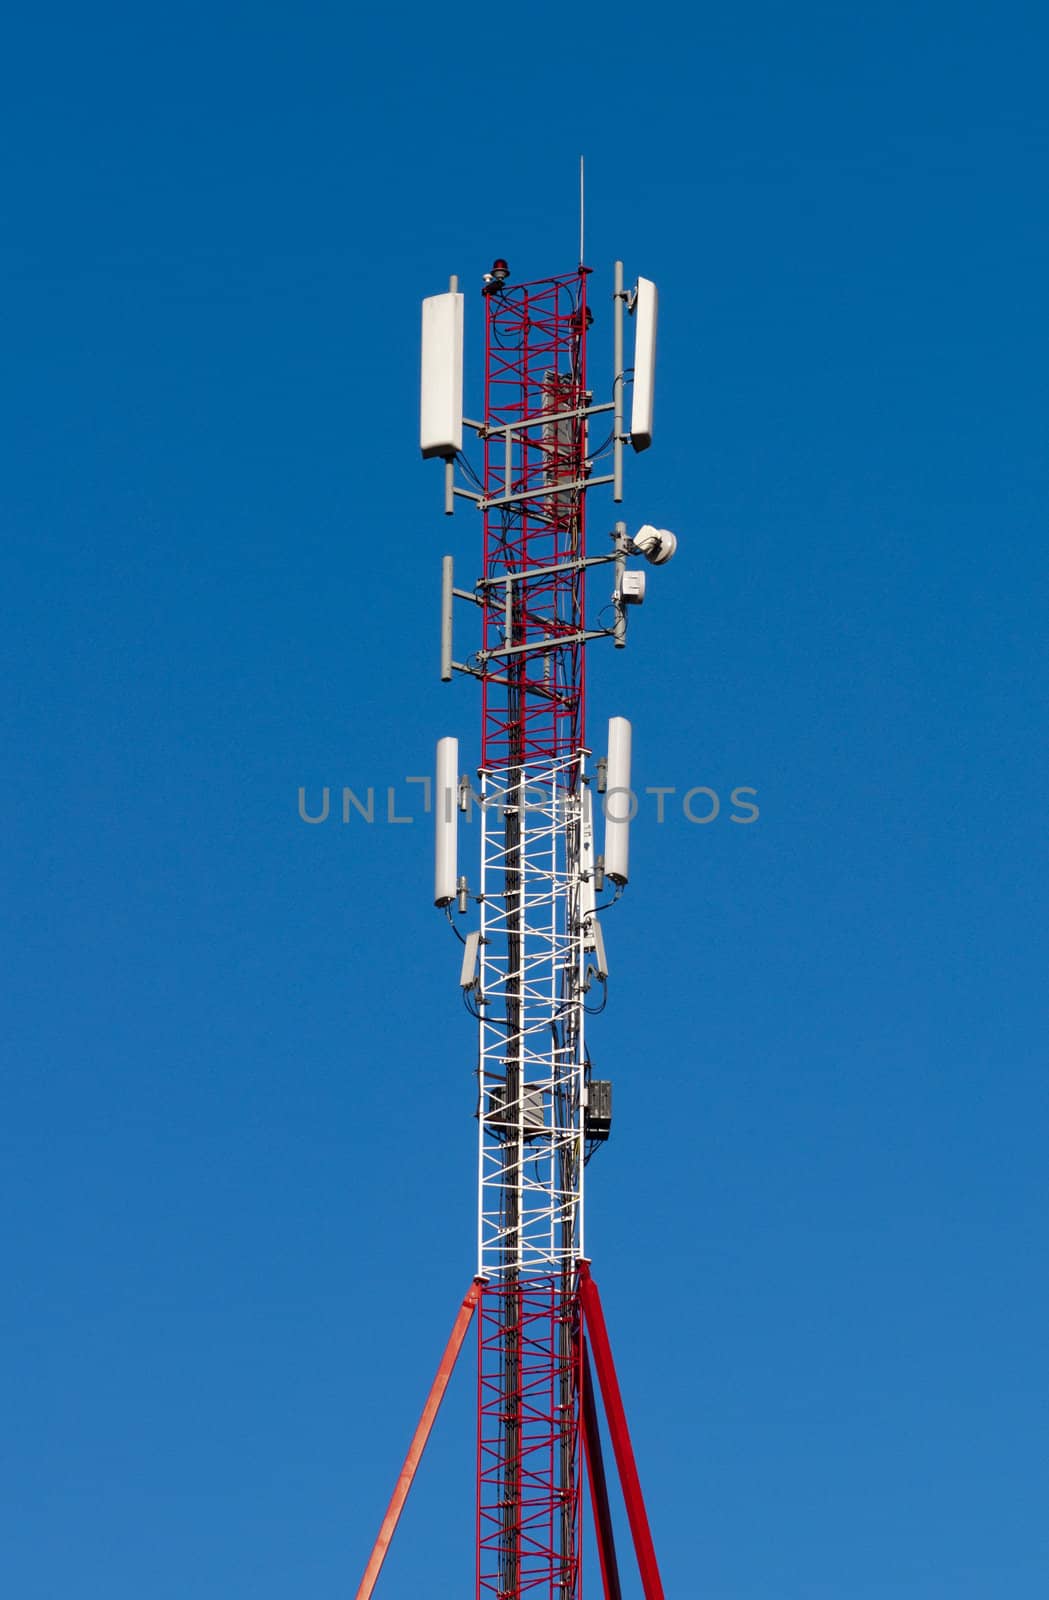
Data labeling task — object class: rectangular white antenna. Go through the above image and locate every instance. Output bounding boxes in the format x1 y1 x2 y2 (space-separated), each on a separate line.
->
420 292 464 459
590 918 609 981
459 928 481 989
580 785 597 922
630 277 657 452
434 736 459 905
603 716 633 885
580 785 609 974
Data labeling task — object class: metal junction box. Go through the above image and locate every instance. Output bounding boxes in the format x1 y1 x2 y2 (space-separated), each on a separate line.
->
585 1080 612 1142
488 1083 546 1141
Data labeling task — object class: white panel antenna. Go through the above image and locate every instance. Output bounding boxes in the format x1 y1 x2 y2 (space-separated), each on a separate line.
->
580 785 597 923
629 277 657 453
420 292 464 459
603 716 633 885
589 918 609 981
459 928 481 990
434 736 459 906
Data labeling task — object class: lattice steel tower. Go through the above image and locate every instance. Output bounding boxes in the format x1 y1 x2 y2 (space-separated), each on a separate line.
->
356 251 674 1600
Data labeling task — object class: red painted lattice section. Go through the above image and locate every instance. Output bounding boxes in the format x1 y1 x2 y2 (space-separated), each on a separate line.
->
481 270 590 769
477 1276 582 1600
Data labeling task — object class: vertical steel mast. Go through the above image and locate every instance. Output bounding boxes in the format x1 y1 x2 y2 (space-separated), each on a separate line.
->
475 268 591 1600
355 254 670 1600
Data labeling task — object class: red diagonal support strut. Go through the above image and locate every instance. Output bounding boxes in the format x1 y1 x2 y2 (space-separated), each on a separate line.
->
577 1263 665 1600
355 1281 482 1600
580 1335 623 1600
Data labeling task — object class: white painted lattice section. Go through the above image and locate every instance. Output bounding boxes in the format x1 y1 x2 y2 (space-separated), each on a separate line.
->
476 754 587 1277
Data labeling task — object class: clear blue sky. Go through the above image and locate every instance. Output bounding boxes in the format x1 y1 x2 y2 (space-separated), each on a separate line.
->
3 4 1047 1596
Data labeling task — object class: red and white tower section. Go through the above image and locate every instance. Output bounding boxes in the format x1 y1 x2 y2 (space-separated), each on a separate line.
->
356 258 676 1600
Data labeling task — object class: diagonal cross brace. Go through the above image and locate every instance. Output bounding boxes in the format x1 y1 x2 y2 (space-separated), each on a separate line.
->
354 1280 482 1600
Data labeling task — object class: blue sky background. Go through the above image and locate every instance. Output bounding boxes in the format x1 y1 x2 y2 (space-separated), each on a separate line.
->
3 3 1047 1596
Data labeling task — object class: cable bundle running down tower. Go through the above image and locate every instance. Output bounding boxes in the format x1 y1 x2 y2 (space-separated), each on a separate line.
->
356 256 676 1600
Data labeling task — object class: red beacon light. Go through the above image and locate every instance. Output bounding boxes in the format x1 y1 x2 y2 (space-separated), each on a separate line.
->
481 257 510 295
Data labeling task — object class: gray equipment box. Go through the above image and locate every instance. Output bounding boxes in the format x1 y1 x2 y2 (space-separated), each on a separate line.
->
585 1080 612 1142
488 1083 546 1140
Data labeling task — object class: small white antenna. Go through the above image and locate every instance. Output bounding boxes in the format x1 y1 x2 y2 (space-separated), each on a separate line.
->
579 154 585 265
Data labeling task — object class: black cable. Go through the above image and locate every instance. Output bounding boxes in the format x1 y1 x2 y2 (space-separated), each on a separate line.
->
583 974 608 1015
592 886 624 912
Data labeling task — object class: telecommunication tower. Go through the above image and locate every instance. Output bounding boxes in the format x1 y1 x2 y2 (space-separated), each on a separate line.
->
355 251 676 1600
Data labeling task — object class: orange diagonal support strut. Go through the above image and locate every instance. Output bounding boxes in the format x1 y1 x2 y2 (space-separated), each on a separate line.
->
354 1280 482 1600
577 1261 665 1600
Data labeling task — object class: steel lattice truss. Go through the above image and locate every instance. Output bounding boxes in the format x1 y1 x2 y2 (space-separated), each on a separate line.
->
477 1277 581 1600
475 270 590 1600
480 272 589 769
477 755 586 1276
